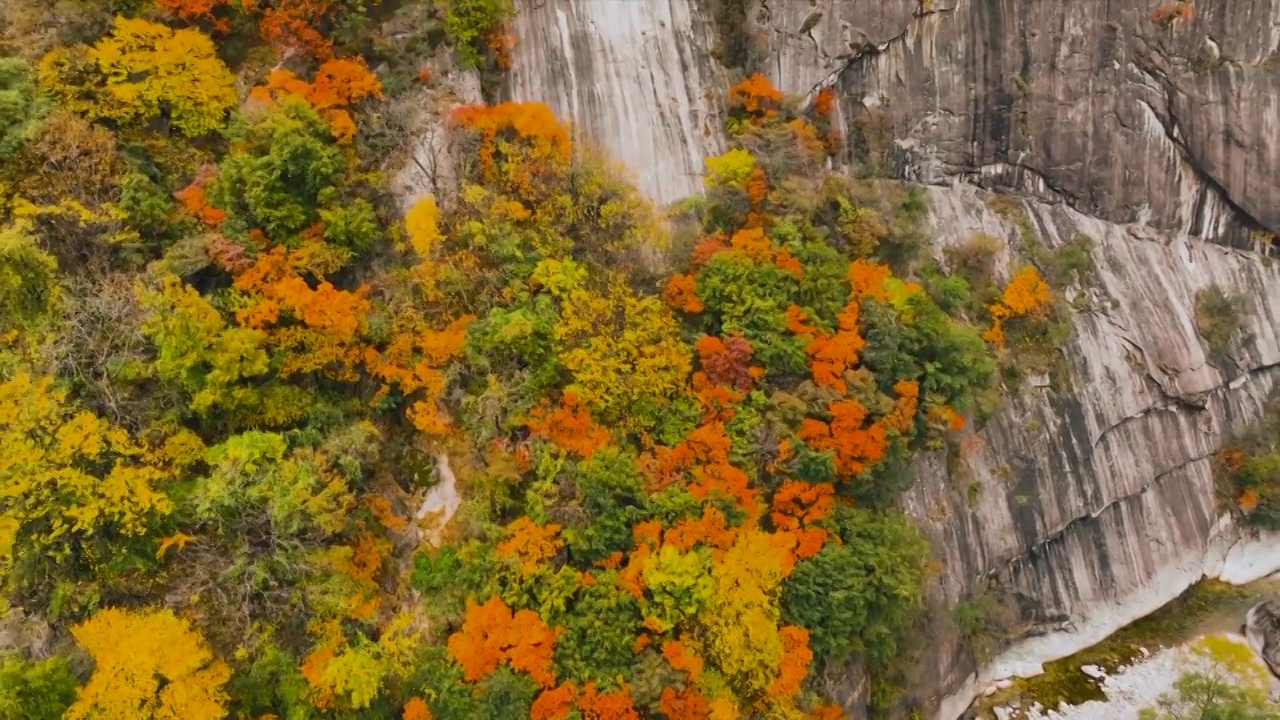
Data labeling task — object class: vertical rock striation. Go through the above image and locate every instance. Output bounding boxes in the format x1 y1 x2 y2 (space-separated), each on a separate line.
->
505 0 729 204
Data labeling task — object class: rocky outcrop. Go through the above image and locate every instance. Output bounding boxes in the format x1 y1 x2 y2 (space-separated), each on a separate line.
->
505 0 728 204
905 184 1280 717
496 0 1280 717
1246 600 1280 688
824 0 1280 247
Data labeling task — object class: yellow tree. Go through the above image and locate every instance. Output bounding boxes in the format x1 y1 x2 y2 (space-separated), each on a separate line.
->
67 606 229 720
0 373 171 602
37 17 237 136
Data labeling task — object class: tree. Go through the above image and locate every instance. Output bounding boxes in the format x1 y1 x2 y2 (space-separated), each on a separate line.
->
0 58 48 158
781 508 927 668
448 595 559 688
0 655 76 720
67 606 230 720
1141 671 1280 720
138 275 272 418
206 96 344 242
0 222 58 332
440 0 516 69
37 17 237 136
0 373 171 608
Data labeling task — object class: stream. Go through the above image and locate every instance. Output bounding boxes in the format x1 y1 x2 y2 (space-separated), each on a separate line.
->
972 576 1280 720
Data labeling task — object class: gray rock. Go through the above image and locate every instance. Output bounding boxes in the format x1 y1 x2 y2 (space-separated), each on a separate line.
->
1246 600 1280 680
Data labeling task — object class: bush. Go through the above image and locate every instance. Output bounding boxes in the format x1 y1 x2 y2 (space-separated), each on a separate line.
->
1195 286 1248 361
954 584 1017 662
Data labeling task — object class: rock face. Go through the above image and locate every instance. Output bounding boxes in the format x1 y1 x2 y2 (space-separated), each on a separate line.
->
499 0 1280 717
825 0 1280 246
907 184 1280 718
505 0 728 204
1246 600 1280 683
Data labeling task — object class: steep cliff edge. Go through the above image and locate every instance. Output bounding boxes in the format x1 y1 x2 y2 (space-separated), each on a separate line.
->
501 0 1280 717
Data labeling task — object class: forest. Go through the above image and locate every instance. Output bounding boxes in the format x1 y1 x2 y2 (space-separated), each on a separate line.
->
0 1 1070 718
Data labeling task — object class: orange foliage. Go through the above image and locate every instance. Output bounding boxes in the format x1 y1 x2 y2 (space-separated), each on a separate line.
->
156 0 233 32
451 102 571 181
771 481 833 559
928 405 967 433
664 273 704 313
363 314 473 435
847 259 892 301
487 28 518 71
662 639 704 682
810 705 847 720
770 481 834 531
446 595 559 687
804 302 865 393
1150 1 1194 25
496 517 564 574
364 495 408 533
660 687 711 720
233 246 372 380
1220 446 1246 474
663 506 736 553
532 682 578 720
650 422 760 517
728 73 784 123
300 639 338 709
632 633 651 654
403 697 433 720
577 683 640 720
745 166 770 227
252 58 382 142
175 164 227 227
259 0 339 60
798 399 889 479
728 227 803 278
786 305 816 336
769 626 813 698
689 232 729 268
998 266 1051 316
1239 488 1260 512
525 391 612 458
814 87 835 118
985 266 1051 348
883 380 919 435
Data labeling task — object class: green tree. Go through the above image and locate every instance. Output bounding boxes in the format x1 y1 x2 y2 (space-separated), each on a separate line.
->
782 507 928 668
1141 671 1280 720
0 654 76 720
0 222 58 332
0 58 48 159
207 97 343 242
440 0 515 69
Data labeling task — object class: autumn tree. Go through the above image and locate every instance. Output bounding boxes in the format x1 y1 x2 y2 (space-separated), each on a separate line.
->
67 606 230 720
37 17 237 136
0 373 172 611
447 595 559 688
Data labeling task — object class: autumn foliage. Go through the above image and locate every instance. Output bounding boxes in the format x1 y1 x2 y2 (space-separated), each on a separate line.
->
448 595 559 687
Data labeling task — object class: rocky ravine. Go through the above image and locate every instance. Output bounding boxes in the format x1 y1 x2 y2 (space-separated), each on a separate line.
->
490 0 1280 717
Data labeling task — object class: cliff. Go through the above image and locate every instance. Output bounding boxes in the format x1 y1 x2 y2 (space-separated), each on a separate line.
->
498 0 1280 716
